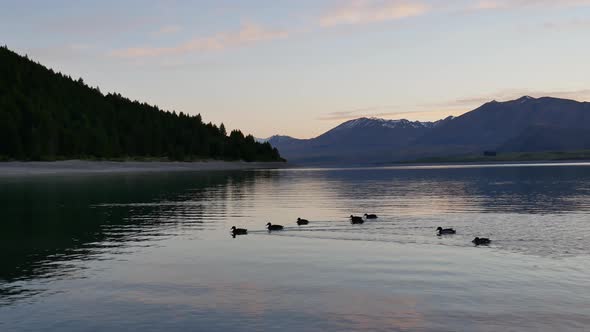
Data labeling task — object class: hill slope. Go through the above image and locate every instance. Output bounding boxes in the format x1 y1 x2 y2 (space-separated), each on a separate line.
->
268 117 453 163
414 96 590 152
0 46 283 162
268 97 590 164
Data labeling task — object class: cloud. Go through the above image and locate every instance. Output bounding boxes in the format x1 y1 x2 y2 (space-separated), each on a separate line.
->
319 0 590 27
106 1 590 60
320 0 430 27
317 102 462 121
319 110 436 121
433 88 590 109
320 88 590 122
111 22 288 58
318 105 403 120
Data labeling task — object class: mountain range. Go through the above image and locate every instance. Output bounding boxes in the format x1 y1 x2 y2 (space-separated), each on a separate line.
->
265 96 590 164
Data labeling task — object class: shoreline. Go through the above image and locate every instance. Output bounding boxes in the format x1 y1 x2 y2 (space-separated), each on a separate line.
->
386 158 590 167
3 159 589 177
286 159 590 169
0 160 288 177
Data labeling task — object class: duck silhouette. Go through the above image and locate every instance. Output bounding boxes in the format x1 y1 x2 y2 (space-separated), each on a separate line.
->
230 226 247 238
350 215 364 224
472 237 491 246
436 227 456 235
364 214 378 219
231 226 247 235
266 222 284 231
297 218 309 225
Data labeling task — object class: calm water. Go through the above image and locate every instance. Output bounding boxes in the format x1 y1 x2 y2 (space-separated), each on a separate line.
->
1 163 590 331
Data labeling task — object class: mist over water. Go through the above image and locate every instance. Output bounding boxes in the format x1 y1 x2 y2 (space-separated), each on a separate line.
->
1 164 590 331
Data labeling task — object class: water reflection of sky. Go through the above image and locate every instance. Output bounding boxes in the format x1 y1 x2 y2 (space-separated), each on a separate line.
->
1 164 590 331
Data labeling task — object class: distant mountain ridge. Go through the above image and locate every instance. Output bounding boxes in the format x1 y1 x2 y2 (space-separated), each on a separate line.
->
329 117 450 131
266 96 590 164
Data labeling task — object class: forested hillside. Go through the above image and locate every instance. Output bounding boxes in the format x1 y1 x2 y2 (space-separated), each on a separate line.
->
0 46 283 162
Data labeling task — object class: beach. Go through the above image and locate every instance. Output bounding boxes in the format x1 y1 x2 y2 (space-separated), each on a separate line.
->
0 160 287 176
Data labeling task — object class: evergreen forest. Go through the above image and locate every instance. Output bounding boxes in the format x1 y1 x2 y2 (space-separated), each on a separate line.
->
0 46 284 162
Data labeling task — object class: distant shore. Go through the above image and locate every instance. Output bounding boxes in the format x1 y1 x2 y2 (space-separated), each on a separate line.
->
0 160 288 177
395 150 590 165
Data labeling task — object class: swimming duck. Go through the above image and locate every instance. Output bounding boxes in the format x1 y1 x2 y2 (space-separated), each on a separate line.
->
350 215 364 224
437 227 456 235
472 237 491 246
364 214 378 219
231 226 248 235
297 218 309 225
266 222 284 231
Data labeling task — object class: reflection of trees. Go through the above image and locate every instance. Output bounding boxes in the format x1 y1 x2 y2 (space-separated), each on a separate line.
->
0 170 265 303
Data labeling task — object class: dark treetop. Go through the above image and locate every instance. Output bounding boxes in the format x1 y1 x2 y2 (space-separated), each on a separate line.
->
0 46 284 162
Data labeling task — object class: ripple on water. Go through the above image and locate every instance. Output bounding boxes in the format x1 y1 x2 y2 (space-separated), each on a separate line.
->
1 164 590 331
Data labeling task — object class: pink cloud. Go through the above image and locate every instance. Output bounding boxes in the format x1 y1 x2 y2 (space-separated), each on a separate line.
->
320 89 590 122
111 23 288 58
433 88 590 109
320 0 430 27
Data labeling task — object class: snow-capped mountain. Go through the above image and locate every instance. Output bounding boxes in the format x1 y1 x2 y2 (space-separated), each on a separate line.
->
267 96 590 165
268 116 453 164
331 117 447 131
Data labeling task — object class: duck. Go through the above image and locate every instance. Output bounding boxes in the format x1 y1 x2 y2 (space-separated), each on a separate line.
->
472 237 491 246
436 227 456 235
297 218 309 225
350 215 364 224
364 214 378 219
266 222 284 231
230 226 248 235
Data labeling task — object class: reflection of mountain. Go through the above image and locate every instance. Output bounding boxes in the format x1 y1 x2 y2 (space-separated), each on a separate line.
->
292 165 590 215
0 171 268 303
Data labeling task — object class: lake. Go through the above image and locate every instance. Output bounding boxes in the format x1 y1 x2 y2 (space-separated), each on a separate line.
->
1 163 590 331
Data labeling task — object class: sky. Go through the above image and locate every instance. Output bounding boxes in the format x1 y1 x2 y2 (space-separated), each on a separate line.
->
2 0 590 139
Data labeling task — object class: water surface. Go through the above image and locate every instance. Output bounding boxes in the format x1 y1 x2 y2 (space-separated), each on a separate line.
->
1 164 589 331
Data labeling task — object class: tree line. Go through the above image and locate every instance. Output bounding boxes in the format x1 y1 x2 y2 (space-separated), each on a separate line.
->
0 46 284 162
